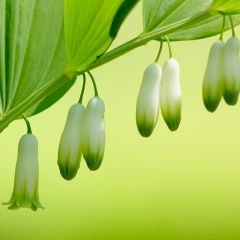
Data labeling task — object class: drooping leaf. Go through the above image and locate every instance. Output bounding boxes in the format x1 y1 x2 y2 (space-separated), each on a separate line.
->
0 0 74 117
64 0 138 72
142 0 240 41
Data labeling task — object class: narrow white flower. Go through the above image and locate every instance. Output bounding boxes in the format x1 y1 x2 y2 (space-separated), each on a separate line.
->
136 63 162 137
58 104 85 180
83 97 105 171
3 134 43 211
223 36 240 105
160 58 182 131
202 40 224 112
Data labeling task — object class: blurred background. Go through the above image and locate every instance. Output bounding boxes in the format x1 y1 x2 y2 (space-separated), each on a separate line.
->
1 3 240 240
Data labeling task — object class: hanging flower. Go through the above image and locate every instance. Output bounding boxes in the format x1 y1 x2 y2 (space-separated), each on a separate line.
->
58 104 85 180
202 40 225 112
223 36 240 105
136 63 162 137
83 97 105 171
160 58 182 131
3 134 43 211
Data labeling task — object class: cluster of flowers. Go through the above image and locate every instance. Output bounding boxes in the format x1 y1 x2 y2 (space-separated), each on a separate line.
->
3 75 106 210
58 96 105 180
203 19 240 111
136 58 182 137
6 23 238 210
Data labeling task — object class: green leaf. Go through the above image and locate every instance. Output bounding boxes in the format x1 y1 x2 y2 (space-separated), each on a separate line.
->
142 0 240 41
210 0 240 14
0 0 138 132
0 0 74 117
64 0 138 72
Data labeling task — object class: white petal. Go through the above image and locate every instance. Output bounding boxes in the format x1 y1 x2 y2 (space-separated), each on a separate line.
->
223 36 240 105
161 58 182 131
202 40 224 112
58 103 85 180
136 63 161 137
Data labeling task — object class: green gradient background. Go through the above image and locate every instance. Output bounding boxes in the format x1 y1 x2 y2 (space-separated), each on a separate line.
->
1 4 240 240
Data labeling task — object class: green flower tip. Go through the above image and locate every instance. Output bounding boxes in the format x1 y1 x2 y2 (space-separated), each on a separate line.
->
136 63 161 137
58 104 85 180
223 90 239 105
84 148 104 171
83 97 105 171
58 162 79 181
3 134 43 211
163 109 181 132
3 191 43 211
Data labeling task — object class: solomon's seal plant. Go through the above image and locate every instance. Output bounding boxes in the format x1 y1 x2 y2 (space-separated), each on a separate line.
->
1 0 240 210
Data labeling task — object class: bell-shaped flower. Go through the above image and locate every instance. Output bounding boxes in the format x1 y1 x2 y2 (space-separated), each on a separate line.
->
3 134 43 211
83 97 105 171
223 36 240 105
202 40 224 112
58 104 85 180
136 63 162 137
160 58 182 131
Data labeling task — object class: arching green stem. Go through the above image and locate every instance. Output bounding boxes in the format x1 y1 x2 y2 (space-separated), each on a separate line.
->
229 15 236 36
220 15 226 40
78 73 86 104
22 115 32 134
0 10 228 134
154 41 163 63
165 36 173 58
87 71 99 97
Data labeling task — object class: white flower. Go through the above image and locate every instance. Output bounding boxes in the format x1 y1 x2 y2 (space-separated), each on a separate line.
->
83 97 105 171
223 36 240 105
3 134 43 211
160 58 182 131
136 63 162 137
58 104 85 180
202 40 224 112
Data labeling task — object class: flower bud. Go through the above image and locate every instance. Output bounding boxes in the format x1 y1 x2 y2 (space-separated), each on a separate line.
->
223 36 240 105
160 58 182 131
3 134 43 211
58 104 85 180
136 63 161 137
202 40 224 112
83 97 105 171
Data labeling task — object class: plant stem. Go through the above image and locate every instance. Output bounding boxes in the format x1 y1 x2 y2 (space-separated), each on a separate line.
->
154 41 163 63
89 10 211 70
78 73 86 104
22 115 32 134
0 71 73 133
219 15 226 40
0 10 214 133
87 71 99 97
229 15 236 36
165 36 173 58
